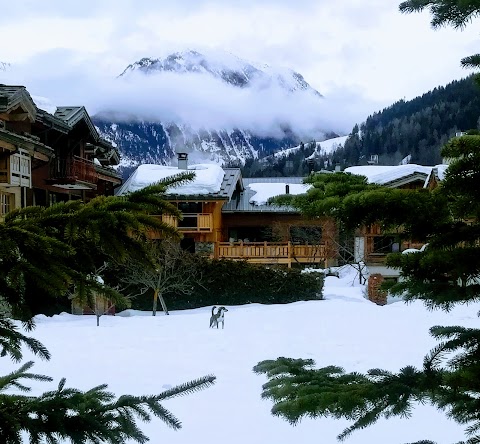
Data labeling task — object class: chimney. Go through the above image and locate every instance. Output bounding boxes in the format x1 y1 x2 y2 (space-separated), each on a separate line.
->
177 152 188 170
285 184 290 194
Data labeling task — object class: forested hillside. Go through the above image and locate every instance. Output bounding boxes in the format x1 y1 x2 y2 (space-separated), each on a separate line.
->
337 75 480 166
232 76 480 177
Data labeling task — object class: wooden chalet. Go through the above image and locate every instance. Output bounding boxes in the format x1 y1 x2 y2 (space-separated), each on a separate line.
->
0 85 121 217
345 164 447 304
117 153 336 268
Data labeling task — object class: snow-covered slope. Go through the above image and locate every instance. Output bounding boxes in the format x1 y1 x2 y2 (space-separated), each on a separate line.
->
273 135 348 160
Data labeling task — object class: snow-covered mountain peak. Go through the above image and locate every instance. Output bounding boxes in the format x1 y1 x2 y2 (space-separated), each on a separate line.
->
119 49 321 96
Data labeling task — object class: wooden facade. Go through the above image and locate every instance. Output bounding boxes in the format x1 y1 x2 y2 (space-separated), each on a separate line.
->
348 165 441 304
358 223 425 266
143 170 336 268
0 86 122 218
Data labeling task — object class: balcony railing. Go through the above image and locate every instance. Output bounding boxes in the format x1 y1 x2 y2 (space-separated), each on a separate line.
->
161 213 213 232
52 156 97 183
216 241 326 264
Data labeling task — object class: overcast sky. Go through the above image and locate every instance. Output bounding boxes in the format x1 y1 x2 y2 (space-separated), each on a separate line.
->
0 0 478 135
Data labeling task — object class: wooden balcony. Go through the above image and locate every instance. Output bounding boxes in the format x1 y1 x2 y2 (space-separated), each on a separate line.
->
216 241 326 267
47 156 98 189
161 213 213 232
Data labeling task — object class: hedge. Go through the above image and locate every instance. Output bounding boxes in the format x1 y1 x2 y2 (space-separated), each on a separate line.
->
130 258 324 311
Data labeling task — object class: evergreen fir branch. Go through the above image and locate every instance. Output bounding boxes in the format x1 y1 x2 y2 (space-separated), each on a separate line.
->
0 361 52 393
0 319 50 362
154 374 216 401
0 370 215 444
254 358 450 440
404 441 437 444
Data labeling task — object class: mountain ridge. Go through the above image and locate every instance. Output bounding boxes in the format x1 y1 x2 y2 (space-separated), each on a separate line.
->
95 49 331 175
119 49 322 96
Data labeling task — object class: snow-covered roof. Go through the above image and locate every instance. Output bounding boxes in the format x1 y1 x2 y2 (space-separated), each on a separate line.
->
436 164 448 181
222 177 308 213
116 163 226 196
344 164 437 187
248 182 311 205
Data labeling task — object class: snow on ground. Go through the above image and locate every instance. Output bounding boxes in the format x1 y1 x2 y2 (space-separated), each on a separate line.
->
8 266 479 444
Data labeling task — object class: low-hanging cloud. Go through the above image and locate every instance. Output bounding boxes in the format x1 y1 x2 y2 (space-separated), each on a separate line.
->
86 70 382 139
1 50 385 140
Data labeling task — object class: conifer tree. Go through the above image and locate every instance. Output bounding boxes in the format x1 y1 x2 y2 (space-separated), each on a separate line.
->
0 170 217 442
254 136 480 443
0 172 194 319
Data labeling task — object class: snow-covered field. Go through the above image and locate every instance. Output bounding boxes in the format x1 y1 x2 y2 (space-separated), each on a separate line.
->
10 267 479 444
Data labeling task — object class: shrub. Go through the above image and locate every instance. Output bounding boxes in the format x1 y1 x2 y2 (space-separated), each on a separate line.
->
129 258 324 311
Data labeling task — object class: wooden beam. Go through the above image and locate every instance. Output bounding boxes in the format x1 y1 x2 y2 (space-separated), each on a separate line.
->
33 151 49 162
0 112 31 121
0 139 15 151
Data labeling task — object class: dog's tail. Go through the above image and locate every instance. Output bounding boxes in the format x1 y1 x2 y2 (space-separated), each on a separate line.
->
211 306 217 315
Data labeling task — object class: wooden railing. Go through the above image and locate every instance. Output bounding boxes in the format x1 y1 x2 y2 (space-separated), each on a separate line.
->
216 241 326 264
53 156 97 183
161 213 213 232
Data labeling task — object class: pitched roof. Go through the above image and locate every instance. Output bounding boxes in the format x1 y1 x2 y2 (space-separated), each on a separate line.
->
217 168 242 199
55 106 99 139
0 85 37 121
116 164 242 200
222 176 305 213
52 106 119 165
344 164 434 188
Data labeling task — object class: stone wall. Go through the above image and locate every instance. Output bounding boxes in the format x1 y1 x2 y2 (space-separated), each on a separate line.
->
368 273 387 306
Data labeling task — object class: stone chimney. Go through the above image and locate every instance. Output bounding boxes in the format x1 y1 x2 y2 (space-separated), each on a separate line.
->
177 152 188 170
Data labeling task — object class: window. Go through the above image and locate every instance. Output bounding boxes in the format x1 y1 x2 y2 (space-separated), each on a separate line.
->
177 202 203 229
178 202 202 213
373 236 396 254
0 191 13 216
